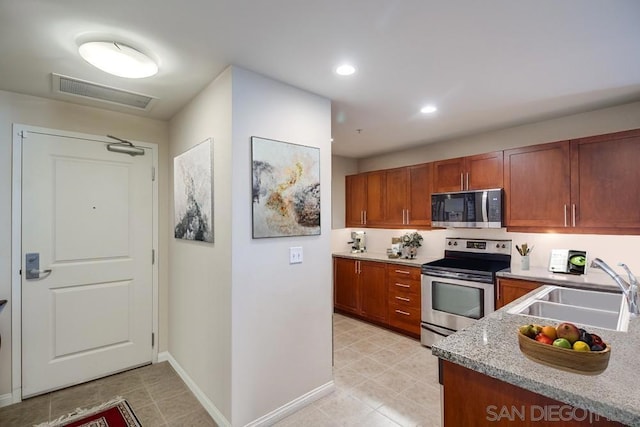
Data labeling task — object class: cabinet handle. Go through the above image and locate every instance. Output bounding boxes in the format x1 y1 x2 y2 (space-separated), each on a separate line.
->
406 209 410 224
358 261 361 274
572 204 576 227
394 283 411 288
355 261 358 275
466 172 469 190
364 211 367 225
394 270 410 275
497 283 500 301
395 296 411 302
395 309 411 316
460 173 464 190
563 205 568 227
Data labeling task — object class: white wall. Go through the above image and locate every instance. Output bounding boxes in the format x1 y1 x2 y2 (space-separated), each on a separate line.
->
168 69 233 420
0 90 169 399
230 67 333 425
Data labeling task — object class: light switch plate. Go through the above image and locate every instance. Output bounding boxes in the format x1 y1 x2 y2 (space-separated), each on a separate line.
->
289 246 303 264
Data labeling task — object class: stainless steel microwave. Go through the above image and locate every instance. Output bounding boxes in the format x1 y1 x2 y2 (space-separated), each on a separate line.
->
431 189 503 228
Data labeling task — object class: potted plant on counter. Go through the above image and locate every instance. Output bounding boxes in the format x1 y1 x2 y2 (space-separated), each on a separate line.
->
401 231 423 259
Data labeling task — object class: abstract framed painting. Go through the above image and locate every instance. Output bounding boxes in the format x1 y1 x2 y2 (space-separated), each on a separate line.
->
251 136 320 238
174 138 214 243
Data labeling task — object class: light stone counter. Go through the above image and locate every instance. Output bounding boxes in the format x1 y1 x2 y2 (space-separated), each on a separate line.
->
432 287 640 426
498 266 622 293
332 251 439 268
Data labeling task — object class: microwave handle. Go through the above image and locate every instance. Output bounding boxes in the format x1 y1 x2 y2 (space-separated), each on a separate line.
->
481 191 488 222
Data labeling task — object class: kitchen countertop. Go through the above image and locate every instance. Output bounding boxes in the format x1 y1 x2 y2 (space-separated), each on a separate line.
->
498 266 622 293
432 288 640 426
332 251 438 268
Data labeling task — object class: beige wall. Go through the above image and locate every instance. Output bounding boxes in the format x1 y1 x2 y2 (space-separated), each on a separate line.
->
358 101 640 171
0 90 169 399
168 68 234 420
168 67 333 425
331 155 358 229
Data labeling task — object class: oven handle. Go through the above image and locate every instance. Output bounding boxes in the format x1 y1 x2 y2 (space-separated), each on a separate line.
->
422 323 453 338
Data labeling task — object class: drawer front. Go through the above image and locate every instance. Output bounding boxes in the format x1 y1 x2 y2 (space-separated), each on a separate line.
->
389 290 420 310
388 303 421 335
388 277 420 295
387 265 421 282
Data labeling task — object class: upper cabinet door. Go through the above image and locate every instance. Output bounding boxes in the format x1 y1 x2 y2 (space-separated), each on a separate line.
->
384 167 408 226
504 141 571 228
465 151 503 190
345 174 367 227
407 163 432 226
433 157 465 193
570 129 640 231
365 171 386 226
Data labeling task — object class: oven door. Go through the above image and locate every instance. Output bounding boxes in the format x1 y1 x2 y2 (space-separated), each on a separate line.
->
421 274 495 331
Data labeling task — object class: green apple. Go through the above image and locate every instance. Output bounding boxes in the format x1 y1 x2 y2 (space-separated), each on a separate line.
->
553 338 572 349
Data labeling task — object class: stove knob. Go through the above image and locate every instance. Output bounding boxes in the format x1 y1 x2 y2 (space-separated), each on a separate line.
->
448 241 452 246
453 241 458 246
496 244 500 248
501 244 506 248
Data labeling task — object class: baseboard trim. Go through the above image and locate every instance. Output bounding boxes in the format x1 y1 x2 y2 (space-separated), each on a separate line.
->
243 381 335 427
163 353 231 427
0 391 19 408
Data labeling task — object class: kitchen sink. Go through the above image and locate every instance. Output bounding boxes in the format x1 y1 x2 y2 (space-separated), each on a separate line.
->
507 286 629 331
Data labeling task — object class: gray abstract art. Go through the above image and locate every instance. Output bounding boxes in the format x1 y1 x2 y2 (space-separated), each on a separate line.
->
174 139 213 243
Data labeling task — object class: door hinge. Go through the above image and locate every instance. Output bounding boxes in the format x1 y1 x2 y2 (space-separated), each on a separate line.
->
152 166 156 181
152 249 155 264
152 333 155 347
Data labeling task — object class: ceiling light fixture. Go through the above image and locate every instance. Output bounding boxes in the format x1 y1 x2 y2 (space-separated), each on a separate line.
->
78 41 158 78
420 105 438 114
335 64 356 76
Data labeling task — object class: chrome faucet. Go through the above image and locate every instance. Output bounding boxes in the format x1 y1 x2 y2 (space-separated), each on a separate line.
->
590 258 639 317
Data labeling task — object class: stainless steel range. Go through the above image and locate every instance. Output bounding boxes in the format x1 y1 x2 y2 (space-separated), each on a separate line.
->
420 238 511 347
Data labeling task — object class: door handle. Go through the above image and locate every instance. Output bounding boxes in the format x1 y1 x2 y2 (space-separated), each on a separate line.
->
25 253 52 280
27 269 52 280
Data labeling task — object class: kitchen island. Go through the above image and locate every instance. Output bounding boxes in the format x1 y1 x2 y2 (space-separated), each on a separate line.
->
432 287 639 426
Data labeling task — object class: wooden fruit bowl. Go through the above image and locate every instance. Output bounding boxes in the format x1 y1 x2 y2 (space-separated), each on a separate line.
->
517 332 610 375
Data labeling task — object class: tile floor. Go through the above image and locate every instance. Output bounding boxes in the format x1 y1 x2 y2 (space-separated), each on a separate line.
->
276 313 442 426
0 362 216 427
0 313 441 427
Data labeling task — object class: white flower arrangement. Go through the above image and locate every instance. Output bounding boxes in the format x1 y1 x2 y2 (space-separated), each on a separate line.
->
401 231 423 248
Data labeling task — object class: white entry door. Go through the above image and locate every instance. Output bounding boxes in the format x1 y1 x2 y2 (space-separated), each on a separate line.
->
20 129 154 397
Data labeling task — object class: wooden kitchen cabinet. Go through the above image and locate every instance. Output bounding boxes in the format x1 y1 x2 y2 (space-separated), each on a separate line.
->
504 141 571 229
433 151 503 193
345 174 367 227
346 163 432 229
570 129 640 232
505 129 640 234
385 163 433 228
441 360 624 426
333 257 388 324
496 278 541 309
387 265 422 337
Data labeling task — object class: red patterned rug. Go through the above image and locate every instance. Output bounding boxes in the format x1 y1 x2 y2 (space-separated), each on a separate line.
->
36 396 141 427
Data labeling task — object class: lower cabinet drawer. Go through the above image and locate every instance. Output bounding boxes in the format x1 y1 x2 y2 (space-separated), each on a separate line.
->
388 303 421 336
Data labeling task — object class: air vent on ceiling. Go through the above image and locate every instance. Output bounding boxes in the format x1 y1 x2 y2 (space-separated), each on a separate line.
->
52 73 156 110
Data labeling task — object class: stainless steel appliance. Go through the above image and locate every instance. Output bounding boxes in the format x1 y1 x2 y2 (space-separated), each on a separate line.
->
431 189 503 228
421 238 511 347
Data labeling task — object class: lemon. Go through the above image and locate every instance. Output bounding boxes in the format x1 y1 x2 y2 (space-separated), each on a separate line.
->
573 341 591 352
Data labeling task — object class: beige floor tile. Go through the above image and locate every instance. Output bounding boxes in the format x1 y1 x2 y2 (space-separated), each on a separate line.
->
352 410 402 427
134 402 167 426
274 403 335 427
348 379 399 410
334 331 361 349
333 366 368 393
50 382 103 419
402 380 440 411
371 368 418 395
333 346 364 369
367 347 409 367
138 361 178 386
119 386 154 411
378 395 435 427
347 355 389 379
167 408 217 426
316 391 375 426
156 390 203 422
347 338 384 354
393 352 439 382
146 373 190 402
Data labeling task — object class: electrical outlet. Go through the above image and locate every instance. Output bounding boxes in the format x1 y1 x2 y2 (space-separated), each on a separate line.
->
289 246 303 264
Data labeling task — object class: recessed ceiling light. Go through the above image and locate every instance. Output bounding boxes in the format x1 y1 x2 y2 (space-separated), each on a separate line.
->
78 41 158 78
335 64 356 76
420 105 438 114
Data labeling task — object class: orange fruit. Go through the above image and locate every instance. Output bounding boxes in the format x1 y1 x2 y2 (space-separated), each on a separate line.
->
541 325 557 340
